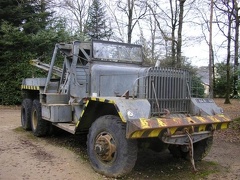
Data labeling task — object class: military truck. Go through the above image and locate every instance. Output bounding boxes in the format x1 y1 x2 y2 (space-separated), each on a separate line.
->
21 40 231 177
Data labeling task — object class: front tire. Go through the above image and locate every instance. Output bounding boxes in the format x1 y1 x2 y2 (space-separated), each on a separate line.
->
87 115 138 177
169 137 213 161
31 100 49 137
21 98 32 130
190 137 213 161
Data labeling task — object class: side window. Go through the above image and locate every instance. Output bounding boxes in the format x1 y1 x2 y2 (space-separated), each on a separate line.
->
78 49 90 65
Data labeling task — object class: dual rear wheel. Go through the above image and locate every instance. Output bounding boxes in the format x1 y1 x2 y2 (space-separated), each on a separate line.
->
21 98 49 137
21 98 32 130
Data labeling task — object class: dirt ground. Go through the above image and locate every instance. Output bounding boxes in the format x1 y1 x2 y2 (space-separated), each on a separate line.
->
0 99 240 180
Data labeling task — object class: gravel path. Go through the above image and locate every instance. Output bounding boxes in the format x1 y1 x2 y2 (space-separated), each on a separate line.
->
0 108 102 180
0 100 240 179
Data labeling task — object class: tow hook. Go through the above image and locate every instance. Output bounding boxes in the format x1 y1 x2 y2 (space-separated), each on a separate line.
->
185 129 197 172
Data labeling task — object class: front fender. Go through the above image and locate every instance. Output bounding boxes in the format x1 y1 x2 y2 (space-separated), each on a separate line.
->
113 98 151 122
88 97 151 122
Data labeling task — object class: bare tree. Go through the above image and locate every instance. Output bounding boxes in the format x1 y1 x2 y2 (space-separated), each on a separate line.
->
209 0 214 98
148 0 189 68
176 0 186 68
144 3 164 64
101 0 125 41
169 0 178 66
117 0 147 43
214 0 235 104
57 0 91 39
149 15 157 62
148 2 174 66
232 0 239 97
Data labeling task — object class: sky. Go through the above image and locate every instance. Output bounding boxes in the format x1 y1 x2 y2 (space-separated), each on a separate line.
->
183 44 209 67
54 0 229 68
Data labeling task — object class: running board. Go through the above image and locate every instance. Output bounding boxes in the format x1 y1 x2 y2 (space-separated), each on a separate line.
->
53 122 76 134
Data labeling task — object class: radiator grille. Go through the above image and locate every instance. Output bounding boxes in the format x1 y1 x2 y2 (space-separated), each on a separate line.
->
145 67 191 115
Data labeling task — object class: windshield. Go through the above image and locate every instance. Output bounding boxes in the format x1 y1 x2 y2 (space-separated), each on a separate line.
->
92 40 142 63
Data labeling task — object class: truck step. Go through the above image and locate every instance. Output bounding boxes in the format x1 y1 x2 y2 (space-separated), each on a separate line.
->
53 122 76 134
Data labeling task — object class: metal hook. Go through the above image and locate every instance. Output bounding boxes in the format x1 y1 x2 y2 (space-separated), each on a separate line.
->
185 129 198 172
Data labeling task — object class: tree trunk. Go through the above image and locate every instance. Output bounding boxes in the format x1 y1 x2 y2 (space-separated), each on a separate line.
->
169 0 177 66
224 10 232 104
171 30 176 66
232 0 239 97
127 0 134 43
209 0 214 98
176 0 185 68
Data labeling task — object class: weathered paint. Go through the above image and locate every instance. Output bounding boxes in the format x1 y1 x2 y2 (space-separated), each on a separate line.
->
76 97 151 126
21 85 40 90
126 114 231 139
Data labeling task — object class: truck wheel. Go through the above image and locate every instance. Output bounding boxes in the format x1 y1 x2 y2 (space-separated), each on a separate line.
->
169 137 213 161
21 98 32 130
190 137 213 161
87 115 138 178
31 100 49 137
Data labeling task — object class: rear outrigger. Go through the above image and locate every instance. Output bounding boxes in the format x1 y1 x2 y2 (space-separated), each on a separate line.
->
21 40 231 177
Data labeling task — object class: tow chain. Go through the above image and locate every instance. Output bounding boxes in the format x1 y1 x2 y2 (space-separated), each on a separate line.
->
185 129 197 172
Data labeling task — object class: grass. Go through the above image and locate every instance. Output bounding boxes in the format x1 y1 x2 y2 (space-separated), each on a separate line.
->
14 126 25 132
14 126 89 161
14 127 39 140
123 150 223 180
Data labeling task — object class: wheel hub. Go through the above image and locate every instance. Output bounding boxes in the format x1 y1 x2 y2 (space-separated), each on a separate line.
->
95 132 116 162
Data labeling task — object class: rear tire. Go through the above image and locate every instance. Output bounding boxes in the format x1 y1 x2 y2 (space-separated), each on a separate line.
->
21 98 32 130
87 115 138 177
31 100 49 137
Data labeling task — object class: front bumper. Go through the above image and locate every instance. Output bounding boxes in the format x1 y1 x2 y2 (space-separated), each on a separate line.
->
126 114 231 142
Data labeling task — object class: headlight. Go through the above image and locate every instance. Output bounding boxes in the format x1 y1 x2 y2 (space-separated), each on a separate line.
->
127 110 134 118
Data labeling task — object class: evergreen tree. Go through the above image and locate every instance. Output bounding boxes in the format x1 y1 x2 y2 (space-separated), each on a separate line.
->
0 0 71 105
84 0 112 40
0 0 51 34
21 0 52 34
214 63 234 98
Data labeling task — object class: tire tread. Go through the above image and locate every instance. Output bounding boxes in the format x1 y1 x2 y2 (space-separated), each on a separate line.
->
87 115 138 177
